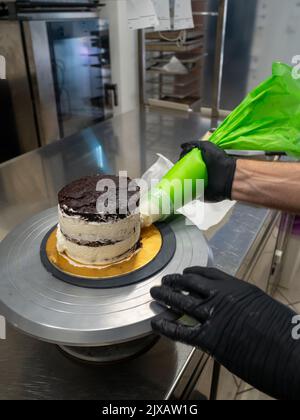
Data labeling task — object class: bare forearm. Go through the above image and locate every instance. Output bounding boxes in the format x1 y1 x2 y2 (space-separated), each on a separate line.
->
232 160 300 214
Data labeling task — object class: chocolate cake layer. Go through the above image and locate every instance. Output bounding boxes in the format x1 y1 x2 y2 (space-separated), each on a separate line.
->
60 229 137 247
58 175 140 222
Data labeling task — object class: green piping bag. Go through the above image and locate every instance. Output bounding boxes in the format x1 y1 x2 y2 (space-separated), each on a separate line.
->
141 62 300 226
209 62 300 156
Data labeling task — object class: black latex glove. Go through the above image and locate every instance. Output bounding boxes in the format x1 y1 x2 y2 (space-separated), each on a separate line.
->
180 141 237 202
151 267 300 400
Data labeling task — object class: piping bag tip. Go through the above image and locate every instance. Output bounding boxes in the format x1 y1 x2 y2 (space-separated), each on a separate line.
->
139 188 171 228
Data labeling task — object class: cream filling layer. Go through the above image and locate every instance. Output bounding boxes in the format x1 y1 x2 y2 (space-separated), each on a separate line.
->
58 206 140 243
56 225 141 265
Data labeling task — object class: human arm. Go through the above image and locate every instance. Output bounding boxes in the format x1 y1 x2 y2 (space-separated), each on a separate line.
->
232 159 300 214
181 141 300 214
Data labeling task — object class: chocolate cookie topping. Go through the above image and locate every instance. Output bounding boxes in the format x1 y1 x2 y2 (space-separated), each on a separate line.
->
58 175 140 222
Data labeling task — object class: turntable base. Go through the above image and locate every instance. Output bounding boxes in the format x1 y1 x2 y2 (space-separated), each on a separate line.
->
0 207 211 349
58 335 160 364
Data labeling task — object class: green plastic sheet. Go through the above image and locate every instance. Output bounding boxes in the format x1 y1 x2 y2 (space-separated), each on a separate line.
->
209 62 300 157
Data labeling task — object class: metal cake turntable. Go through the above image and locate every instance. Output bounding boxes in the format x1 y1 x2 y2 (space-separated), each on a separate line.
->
0 207 211 363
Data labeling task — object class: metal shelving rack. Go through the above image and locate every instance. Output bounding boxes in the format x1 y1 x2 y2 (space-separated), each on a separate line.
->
139 0 228 119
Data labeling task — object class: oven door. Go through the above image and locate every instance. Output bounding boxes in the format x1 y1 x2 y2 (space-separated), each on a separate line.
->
22 12 114 145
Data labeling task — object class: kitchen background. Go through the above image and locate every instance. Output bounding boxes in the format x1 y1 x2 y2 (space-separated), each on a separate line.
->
1 0 300 164
0 0 300 401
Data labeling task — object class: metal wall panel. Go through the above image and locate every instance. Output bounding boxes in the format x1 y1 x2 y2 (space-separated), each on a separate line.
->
0 21 39 153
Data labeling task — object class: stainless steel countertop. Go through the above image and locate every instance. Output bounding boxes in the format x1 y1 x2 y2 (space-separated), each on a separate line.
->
0 108 275 400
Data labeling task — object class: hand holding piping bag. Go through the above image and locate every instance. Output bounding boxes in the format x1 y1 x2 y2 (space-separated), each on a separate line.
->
180 141 237 203
141 62 300 228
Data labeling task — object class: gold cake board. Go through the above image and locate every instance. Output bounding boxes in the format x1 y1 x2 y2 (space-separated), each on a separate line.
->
40 221 177 289
46 225 163 280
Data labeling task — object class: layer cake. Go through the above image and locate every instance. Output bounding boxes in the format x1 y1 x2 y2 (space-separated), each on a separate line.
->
57 175 141 265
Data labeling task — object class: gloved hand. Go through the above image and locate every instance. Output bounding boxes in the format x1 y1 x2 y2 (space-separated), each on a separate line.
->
151 267 300 400
180 141 237 202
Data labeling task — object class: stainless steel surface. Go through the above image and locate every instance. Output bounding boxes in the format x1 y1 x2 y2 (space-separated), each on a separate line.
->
0 108 279 399
0 325 196 400
202 0 258 111
242 211 281 289
268 213 295 295
0 21 39 153
23 20 60 145
211 0 228 119
209 204 278 278
138 29 146 107
0 208 209 347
